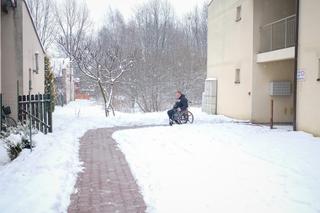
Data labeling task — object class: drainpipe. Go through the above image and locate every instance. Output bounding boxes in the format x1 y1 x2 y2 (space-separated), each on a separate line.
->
293 0 300 131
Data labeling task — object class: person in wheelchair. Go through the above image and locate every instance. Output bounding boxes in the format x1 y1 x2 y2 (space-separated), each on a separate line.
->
167 91 189 126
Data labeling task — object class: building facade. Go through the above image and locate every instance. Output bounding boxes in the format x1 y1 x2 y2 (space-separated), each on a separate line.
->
1 0 45 119
52 58 75 105
203 0 320 136
296 0 320 136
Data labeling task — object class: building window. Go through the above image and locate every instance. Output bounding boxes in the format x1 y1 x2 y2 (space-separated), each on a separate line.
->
317 59 320 82
235 69 241 84
236 6 242 22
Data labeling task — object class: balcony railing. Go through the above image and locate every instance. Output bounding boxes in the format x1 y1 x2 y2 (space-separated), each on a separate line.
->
260 15 296 53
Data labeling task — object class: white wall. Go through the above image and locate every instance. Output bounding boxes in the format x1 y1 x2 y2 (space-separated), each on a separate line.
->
1 0 45 119
251 0 295 123
207 0 254 120
22 0 45 95
1 4 22 119
297 0 320 136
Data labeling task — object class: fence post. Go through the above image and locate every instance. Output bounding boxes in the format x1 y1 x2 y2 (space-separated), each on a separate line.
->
31 95 35 127
0 94 2 131
48 94 53 133
17 80 19 122
285 18 288 48
35 94 39 130
270 24 273 51
18 96 22 122
270 99 274 129
22 95 26 122
43 94 48 134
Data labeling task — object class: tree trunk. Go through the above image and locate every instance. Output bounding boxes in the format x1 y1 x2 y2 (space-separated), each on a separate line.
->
98 80 109 117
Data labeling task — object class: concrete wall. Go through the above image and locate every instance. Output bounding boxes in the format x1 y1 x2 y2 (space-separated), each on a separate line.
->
202 79 217 114
62 67 75 104
0 10 1 94
207 0 254 120
22 1 45 95
296 0 320 136
1 4 23 119
252 60 295 123
1 0 45 119
53 58 75 104
206 0 320 136
251 0 295 123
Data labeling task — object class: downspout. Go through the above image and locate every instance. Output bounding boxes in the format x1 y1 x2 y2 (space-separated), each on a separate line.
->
293 0 300 131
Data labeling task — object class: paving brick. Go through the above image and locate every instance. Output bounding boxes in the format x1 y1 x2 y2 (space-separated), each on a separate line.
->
68 128 147 213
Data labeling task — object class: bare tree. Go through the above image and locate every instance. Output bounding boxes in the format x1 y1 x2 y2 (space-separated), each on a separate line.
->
72 37 135 116
55 0 91 59
122 0 176 112
53 0 207 113
26 0 56 50
55 3 136 116
118 0 207 112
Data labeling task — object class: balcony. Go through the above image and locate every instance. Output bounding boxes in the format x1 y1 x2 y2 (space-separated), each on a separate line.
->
260 15 296 53
257 15 296 63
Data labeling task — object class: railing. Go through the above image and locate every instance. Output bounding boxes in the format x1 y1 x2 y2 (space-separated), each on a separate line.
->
18 94 53 134
260 15 296 53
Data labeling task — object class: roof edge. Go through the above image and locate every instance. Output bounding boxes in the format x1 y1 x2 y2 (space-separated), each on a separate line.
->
22 0 46 54
208 0 215 7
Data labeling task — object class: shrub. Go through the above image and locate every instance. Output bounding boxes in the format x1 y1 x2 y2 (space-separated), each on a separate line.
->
0 122 37 161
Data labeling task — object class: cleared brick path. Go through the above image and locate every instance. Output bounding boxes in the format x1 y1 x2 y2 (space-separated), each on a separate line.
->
68 128 146 213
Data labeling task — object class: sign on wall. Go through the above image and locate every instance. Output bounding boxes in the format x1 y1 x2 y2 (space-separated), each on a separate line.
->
297 70 305 81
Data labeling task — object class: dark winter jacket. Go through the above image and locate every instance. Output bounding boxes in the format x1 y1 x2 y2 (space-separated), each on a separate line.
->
173 94 189 111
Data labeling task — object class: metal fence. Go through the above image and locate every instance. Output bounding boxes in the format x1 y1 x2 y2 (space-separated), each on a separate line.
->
18 94 52 134
0 94 2 130
260 15 296 53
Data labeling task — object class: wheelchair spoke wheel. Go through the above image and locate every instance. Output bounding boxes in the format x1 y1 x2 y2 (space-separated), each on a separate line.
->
187 111 194 124
178 112 188 124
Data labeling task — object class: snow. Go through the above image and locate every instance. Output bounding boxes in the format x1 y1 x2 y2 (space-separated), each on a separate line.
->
0 143 10 165
114 123 320 213
0 100 222 213
0 133 24 165
0 100 157 213
0 100 319 213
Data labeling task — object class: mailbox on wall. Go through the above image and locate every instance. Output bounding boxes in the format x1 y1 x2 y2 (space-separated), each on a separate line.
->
270 81 292 96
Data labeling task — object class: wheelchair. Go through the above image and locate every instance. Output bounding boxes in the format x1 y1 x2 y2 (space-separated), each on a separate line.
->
174 110 194 124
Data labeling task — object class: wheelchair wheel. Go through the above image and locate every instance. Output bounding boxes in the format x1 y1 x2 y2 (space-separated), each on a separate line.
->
187 111 194 124
179 113 189 124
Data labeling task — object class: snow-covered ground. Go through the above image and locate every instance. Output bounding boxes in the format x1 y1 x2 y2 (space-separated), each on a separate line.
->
114 123 320 212
0 100 229 213
0 100 319 213
0 100 168 213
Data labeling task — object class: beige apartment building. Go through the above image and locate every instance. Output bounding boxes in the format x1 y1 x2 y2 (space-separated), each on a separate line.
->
203 0 320 136
1 0 45 119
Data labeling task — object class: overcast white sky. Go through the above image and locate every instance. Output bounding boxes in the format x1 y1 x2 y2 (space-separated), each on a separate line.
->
85 0 208 28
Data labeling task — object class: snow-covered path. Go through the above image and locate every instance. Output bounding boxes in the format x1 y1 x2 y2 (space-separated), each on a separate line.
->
114 123 320 213
0 101 174 213
0 100 319 213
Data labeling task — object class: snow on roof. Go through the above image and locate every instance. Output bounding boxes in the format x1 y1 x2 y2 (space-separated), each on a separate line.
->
51 58 70 77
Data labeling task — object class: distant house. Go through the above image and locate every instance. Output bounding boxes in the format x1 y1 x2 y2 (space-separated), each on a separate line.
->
203 0 320 136
1 0 46 120
52 58 75 105
74 77 91 100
